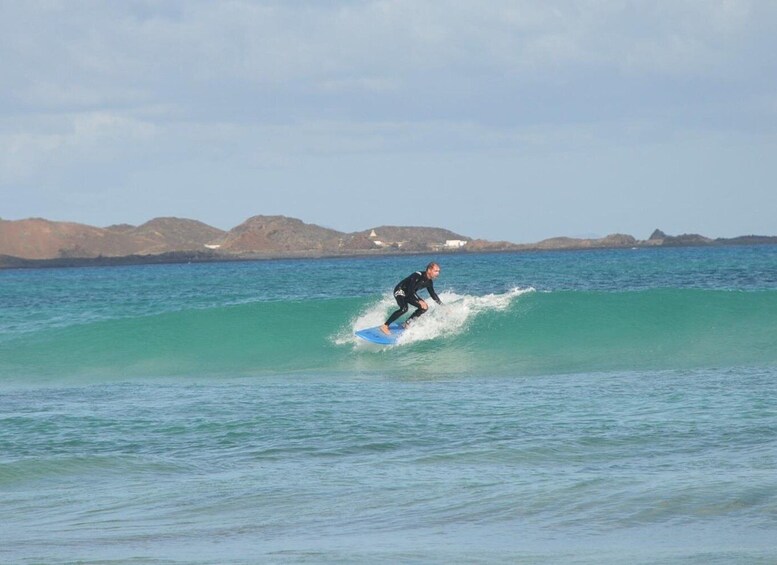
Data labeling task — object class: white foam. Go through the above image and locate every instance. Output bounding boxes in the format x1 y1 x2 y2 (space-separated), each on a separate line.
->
335 287 535 347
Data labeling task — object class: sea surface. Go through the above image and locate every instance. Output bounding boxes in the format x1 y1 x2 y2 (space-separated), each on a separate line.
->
2 246 777 564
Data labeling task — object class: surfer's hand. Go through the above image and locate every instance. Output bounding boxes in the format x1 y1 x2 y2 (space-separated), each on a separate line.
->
419 299 428 310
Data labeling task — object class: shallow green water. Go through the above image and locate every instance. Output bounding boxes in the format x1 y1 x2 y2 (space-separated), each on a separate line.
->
2 247 776 563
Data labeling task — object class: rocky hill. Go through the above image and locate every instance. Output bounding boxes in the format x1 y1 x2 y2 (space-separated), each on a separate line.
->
0 218 145 259
347 226 469 252
1 216 776 268
218 216 343 254
0 217 226 259
532 233 637 250
0 215 474 261
115 217 227 253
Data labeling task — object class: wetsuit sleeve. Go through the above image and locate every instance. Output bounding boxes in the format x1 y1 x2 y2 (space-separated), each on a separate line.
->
428 282 442 305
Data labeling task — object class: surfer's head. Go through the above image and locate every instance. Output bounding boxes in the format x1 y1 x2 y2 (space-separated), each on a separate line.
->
425 262 440 279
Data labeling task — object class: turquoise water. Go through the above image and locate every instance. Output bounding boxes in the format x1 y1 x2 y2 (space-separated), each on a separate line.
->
2 247 777 563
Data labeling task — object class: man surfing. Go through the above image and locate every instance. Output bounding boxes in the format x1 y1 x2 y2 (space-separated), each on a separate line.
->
380 262 442 335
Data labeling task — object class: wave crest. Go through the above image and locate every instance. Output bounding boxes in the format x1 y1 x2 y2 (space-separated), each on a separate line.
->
339 287 535 346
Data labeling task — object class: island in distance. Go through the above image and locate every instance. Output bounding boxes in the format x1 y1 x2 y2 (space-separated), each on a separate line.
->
1 215 776 269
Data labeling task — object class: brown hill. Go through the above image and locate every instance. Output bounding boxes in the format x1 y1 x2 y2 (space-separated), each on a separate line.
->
660 233 713 247
361 225 467 241
218 215 344 254
1 215 476 260
464 233 638 252
126 217 226 253
368 226 466 241
0 218 148 259
342 226 471 252
717 235 777 245
7 216 771 267
218 219 473 255
0 217 226 260
535 233 637 250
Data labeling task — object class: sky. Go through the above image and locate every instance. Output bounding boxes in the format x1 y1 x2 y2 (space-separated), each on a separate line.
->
1 0 776 243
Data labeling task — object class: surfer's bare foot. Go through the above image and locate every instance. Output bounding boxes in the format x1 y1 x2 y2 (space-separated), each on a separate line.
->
379 324 391 335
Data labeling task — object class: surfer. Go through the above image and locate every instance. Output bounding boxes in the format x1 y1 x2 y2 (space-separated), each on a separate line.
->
380 262 442 335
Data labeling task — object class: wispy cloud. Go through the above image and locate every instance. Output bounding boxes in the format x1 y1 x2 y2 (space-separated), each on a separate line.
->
1 1 775 238
4 1 773 117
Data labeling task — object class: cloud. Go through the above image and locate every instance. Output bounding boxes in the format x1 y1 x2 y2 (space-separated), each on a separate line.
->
0 111 158 184
1 0 776 238
3 1 775 134
4 1 774 119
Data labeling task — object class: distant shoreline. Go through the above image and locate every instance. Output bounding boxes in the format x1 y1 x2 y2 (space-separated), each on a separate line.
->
3 240 777 270
3 215 777 270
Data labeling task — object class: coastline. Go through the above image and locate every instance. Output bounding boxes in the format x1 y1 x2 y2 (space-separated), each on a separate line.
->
2 238 777 270
3 215 777 270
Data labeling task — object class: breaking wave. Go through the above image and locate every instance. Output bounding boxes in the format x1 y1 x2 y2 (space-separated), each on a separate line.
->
2 288 776 384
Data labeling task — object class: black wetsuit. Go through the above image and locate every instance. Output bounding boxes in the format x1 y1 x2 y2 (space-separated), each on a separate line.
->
384 271 442 326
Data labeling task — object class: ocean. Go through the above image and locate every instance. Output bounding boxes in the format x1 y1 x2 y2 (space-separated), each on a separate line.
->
1 246 776 564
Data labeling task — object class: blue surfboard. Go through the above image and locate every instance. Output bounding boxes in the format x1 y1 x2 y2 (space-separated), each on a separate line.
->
355 323 405 345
